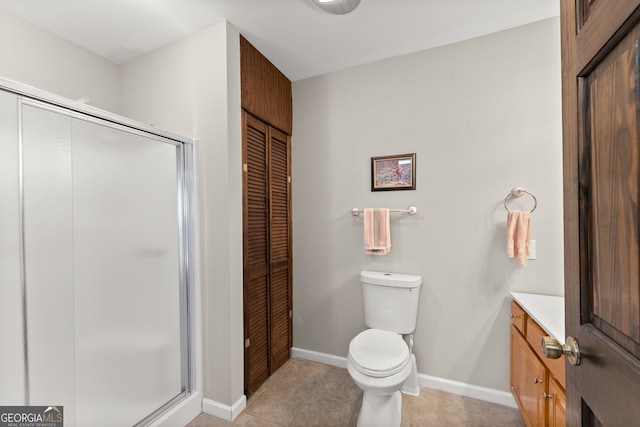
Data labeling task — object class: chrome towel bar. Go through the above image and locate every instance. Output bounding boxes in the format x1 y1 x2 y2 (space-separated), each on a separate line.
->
351 206 418 216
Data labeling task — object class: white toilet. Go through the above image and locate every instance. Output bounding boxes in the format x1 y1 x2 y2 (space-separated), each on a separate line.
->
347 270 422 427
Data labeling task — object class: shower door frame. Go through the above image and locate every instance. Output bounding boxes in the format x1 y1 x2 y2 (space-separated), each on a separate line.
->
1 77 197 426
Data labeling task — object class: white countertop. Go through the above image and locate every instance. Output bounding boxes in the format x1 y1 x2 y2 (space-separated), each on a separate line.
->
510 292 565 344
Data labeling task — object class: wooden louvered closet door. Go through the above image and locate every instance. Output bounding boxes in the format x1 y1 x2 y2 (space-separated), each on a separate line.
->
242 112 292 397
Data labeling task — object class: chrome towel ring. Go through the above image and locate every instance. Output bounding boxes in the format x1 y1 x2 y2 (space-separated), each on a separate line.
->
504 187 537 213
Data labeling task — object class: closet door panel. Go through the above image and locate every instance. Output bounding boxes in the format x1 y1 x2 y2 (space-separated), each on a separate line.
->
245 118 269 270
270 266 290 371
269 129 289 264
21 104 76 423
246 274 270 393
269 128 291 372
71 119 182 426
243 113 270 395
0 91 25 404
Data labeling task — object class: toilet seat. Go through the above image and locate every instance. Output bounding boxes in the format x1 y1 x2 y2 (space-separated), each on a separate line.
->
348 329 410 378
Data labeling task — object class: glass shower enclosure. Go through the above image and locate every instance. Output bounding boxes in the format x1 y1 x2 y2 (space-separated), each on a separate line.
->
0 84 195 426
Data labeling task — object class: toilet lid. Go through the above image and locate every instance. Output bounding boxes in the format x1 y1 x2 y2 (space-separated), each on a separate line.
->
349 329 410 377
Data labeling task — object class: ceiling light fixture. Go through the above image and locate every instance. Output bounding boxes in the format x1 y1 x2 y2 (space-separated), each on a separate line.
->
311 0 361 15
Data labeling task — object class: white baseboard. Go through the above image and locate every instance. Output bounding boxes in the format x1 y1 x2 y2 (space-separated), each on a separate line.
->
202 394 246 422
292 346 347 369
291 346 516 408
150 391 203 427
417 373 517 408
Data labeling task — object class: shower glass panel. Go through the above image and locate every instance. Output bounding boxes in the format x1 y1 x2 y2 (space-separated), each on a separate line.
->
0 91 25 405
15 98 192 427
22 103 76 422
71 118 183 425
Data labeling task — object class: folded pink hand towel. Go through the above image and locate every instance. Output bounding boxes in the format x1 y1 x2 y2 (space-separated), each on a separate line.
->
506 211 518 258
516 211 531 265
364 208 391 255
506 210 531 265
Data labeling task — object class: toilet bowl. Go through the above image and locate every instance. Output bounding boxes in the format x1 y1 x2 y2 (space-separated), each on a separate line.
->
347 329 413 427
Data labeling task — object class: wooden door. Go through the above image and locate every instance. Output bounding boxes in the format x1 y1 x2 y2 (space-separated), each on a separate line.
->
242 112 292 396
561 0 640 424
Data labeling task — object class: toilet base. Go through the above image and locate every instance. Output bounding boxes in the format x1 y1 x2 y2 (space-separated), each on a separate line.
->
401 353 420 396
357 390 402 427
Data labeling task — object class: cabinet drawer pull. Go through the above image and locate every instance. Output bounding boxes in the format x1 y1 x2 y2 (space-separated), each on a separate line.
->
543 392 553 399
510 313 517 318
533 377 543 384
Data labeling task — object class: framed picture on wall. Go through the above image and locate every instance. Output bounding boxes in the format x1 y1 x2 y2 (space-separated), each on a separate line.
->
371 153 416 191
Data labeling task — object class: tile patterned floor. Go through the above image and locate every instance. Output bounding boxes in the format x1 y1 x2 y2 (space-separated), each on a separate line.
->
186 358 525 427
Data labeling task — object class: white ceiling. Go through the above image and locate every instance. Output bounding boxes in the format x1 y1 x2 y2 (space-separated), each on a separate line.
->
0 0 559 82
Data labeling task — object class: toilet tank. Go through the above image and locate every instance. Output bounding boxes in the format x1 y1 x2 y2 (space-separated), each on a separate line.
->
361 271 422 334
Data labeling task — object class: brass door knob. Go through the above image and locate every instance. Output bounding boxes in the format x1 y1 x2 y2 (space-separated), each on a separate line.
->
541 336 581 366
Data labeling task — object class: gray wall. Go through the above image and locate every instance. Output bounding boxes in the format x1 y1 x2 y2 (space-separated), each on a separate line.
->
291 17 563 392
0 9 120 112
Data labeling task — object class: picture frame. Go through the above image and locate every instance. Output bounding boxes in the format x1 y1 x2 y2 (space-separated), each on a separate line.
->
371 153 416 191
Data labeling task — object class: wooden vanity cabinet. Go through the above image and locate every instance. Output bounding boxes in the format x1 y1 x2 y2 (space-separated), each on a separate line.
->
510 301 566 427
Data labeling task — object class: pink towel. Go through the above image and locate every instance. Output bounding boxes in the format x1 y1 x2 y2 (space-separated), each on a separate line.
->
364 208 391 255
506 211 531 265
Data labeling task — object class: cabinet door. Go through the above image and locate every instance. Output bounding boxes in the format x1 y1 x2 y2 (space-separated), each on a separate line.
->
511 325 546 427
547 377 566 427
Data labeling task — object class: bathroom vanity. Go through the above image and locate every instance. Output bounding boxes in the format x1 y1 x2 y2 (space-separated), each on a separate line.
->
509 292 566 427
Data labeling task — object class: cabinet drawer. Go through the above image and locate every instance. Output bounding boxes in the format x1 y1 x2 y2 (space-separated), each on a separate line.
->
511 301 527 335
526 317 566 389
